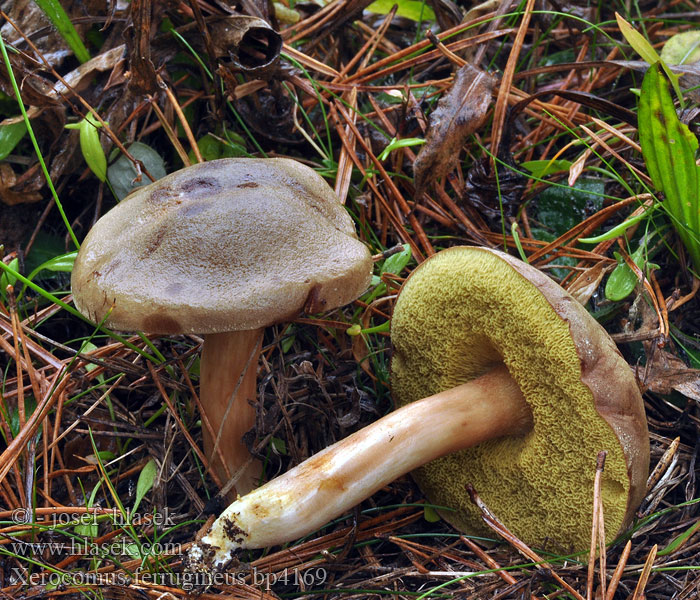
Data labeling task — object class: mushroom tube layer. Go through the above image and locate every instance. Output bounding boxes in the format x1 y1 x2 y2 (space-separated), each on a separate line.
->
392 246 649 552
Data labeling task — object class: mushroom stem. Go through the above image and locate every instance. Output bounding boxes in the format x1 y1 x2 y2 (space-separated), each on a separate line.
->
188 364 532 570
200 329 263 498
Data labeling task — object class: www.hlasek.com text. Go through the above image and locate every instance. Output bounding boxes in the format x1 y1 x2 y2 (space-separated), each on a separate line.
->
9 538 182 558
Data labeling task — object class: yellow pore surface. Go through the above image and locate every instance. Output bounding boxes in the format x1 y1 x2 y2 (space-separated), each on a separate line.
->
391 247 630 553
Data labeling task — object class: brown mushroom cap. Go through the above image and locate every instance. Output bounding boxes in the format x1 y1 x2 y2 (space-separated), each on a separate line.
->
391 246 649 552
71 158 373 333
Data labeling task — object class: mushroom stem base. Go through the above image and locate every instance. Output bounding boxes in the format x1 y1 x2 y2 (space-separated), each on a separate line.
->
200 329 263 498
190 364 531 569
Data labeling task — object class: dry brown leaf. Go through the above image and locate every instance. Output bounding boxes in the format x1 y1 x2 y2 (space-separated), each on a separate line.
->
0 163 43 206
51 45 126 99
0 54 58 110
414 63 495 194
624 299 700 401
1 0 83 67
642 344 700 401
567 262 612 305
465 0 503 22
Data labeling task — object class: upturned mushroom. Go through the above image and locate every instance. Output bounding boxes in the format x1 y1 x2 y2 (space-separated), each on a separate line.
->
71 157 373 497
186 246 650 571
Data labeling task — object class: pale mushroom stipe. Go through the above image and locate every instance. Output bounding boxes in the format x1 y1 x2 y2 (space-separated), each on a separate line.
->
71 157 373 498
185 246 650 572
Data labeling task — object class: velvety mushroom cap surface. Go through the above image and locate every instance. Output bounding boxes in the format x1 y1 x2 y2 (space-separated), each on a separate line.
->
71 158 373 333
391 246 649 552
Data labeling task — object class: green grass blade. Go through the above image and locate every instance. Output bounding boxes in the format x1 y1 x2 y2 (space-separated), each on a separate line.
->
33 0 90 63
0 35 81 249
638 63 700 269
657 517 700 556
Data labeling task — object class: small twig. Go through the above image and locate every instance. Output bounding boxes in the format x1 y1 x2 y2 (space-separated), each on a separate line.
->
160 77 203 164
605 540 631 600
371 244 407 262
630 544 657 600
425 30 467 67
490 0 536 165
462 536 542 600
647 437 681 495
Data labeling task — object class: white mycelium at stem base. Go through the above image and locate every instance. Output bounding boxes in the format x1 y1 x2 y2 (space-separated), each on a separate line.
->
187 365 532 569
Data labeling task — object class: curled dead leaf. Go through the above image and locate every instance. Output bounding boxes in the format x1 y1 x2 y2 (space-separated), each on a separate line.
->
208 16 282 74
566 262 612 305
414 63 495 194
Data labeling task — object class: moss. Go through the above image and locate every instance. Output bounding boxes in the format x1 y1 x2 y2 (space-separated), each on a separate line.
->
391 247 638 553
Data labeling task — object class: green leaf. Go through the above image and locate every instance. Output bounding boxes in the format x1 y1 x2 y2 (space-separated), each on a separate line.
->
0 257 19 293
85 450 116 464
638 63 700 269
536 178 605 236
123 542 143 558
273 2 300 24
616 13 684 107
188 133 248 163
80 114 107 181
34 0 91 63
133 459 158 514
604 242 658 302
346 324 362 336
661 31 700 65
605 252 639 302
108 142 167 201
281 324 296 353
80 341 100 373
8 397 38 438
270 436 287 455
531 177 603 279
579 205 655 244
0 121 27 160
521 159 572 179
658 518 700 556
423 505 441 523
366 0 435 22
616 12 661 65
378 137 426 161
380 244 411 275
511 222 528 263
74 484 101 538
26 251 77 282
66 114 107 181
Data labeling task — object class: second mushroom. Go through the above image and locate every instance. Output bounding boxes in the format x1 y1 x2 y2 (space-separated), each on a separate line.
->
186 245 650 571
